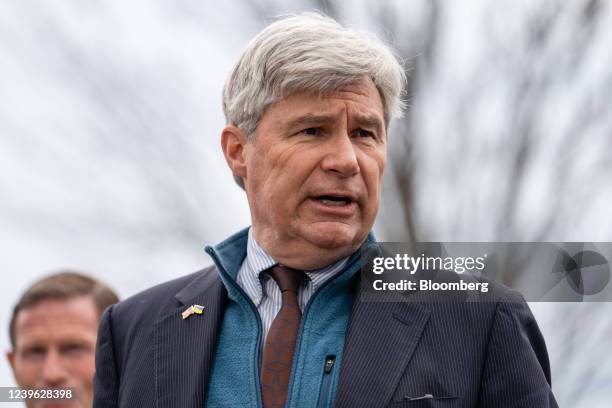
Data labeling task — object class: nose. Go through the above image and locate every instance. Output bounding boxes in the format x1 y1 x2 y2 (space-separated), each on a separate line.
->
41 349 68 386
320 133 360 177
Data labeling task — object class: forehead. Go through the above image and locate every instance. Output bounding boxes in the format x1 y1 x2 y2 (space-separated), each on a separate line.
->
272 77 385 124
14 297 99 346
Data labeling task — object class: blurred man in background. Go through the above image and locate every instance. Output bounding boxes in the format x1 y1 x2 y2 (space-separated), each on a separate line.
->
7 271 118 407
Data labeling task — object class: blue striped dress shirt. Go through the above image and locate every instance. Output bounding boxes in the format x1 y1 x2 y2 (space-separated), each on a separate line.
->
236 228 349 344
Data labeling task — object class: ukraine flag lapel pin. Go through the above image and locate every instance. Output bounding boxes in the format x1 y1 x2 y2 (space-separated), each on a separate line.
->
181 304 205 320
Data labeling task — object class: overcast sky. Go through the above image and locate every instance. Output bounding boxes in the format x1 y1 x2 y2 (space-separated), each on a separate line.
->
1 1 611 405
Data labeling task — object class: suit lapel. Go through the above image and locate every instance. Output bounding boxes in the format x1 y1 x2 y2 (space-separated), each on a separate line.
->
335 280 431 408
153 267 227 408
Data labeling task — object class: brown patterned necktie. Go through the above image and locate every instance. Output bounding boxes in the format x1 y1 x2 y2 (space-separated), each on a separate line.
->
261 265 305 408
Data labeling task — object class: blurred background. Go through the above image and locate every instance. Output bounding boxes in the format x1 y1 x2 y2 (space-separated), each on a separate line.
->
1 0 611 405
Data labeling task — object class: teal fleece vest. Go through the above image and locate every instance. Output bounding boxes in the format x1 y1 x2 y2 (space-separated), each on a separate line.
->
204 228 371 407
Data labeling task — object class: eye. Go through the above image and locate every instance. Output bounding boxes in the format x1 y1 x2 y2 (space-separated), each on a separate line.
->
60 343 91 356
22 346 46 360
301 127 321 136
355 128 375 138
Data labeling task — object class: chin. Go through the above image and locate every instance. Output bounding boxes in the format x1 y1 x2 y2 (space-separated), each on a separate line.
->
304 222 363 250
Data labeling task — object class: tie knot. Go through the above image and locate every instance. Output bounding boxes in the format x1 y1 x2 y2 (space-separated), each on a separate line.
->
268 265 305 293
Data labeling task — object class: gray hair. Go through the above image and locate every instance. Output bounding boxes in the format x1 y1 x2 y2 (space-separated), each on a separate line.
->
222 12 406 187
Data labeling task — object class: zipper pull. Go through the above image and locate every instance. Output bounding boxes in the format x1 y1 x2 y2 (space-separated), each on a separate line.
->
324 356 335 373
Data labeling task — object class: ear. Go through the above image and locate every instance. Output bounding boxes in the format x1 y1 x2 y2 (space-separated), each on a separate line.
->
221 125 249 181
7 350 15 371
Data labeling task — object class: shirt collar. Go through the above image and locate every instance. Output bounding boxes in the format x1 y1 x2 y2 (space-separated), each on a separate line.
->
238 228 349 306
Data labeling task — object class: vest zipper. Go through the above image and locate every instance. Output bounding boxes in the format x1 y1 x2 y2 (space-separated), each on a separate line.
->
318 355 336 407
285 254 361 407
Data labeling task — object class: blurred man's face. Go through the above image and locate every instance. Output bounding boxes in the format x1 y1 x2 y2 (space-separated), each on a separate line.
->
7 296 99 408
224 76 386 269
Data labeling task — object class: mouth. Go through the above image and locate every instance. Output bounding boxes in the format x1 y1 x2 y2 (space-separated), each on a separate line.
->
308 192 360 217
312 194 354 207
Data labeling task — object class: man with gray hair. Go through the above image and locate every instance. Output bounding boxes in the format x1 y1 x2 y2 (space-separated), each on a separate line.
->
94 13 557 407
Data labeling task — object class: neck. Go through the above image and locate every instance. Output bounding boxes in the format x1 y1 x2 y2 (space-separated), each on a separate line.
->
252 228 362 270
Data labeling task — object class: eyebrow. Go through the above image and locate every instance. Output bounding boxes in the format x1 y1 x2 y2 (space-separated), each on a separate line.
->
354 114 384 131
286 113 384 131
286 114 339 130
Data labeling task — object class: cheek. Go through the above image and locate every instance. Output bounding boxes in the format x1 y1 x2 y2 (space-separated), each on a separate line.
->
362 154 386 196
81 353 96 374
257 149 309 196
68 353 96 384
12 359 40 386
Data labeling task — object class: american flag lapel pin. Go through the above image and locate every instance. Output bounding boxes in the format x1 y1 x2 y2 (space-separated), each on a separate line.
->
181 304 205 320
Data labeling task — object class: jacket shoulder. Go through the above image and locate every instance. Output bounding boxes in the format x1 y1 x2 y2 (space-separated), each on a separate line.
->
104 265 219 351
112 265 217 318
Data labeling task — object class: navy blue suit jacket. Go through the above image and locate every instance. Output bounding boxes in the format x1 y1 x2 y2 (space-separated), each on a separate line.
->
94 265 557 407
